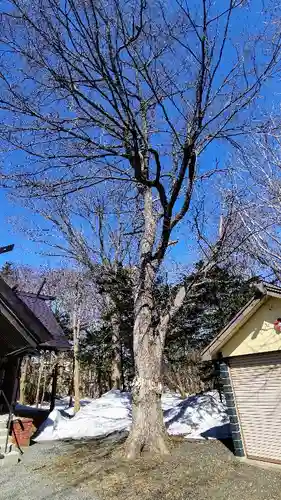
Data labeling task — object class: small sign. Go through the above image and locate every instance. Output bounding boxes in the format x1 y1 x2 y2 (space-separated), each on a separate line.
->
0 244 14 255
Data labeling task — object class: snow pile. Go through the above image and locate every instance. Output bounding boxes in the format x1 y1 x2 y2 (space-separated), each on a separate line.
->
34 390 229 442
34 391 131 441
164 391 230 439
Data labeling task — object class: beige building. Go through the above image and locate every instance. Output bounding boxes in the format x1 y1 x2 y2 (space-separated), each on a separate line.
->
202 283 281 464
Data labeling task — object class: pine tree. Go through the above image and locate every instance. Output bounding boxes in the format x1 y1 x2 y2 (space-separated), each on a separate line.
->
164 264 256 395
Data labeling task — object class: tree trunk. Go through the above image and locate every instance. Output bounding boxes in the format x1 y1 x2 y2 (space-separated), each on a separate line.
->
111 312 122 390
73 299 81 414
35 355 44 408
88 368 92 397
50 359 58 412
73 343 80 413
120 341 125 391
97 363 102 397
68 355 74 407
125 331 168 458
40 368 47 406
19 356 30 405
125 186 169 458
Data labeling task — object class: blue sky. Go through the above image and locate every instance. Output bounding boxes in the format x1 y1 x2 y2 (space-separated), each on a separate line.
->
0 0 280 272
0 140 226 271
0 189 63 268
0 190 36 265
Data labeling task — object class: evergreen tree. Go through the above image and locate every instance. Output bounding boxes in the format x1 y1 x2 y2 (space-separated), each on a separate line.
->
95 263 134 390
164 264 256 395
169 263 256 350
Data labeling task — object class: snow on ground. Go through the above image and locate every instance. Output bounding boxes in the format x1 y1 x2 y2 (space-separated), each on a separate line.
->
32 390 230 442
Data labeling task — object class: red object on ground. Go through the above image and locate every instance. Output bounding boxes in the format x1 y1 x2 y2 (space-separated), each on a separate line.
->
11 417 34 447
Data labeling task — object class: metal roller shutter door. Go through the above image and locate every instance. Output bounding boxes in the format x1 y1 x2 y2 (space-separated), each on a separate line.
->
229 352 281 463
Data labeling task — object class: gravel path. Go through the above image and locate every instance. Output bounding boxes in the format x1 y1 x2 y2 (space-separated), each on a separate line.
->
1 437 281 500
0 441 97 500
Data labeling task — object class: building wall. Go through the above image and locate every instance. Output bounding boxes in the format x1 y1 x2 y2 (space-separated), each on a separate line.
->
222 297 281 357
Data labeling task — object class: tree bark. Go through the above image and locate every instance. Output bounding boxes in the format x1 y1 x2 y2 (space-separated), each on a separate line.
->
50 359 58 412
19 356 30 405
35 354 44 408
40 367 48 406
125 186 169 458
73 339 80 413
97 362 103 397
111 312 122 390
125 261 168 458
120 341 125 391
73 297 81 414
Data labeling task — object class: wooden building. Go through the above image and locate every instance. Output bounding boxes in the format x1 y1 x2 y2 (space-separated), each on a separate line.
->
0 276 69 413
202 282 281 464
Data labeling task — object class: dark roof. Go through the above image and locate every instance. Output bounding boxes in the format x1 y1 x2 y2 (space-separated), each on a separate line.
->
0 277 52 352
14 291 56 301
16 292 70 351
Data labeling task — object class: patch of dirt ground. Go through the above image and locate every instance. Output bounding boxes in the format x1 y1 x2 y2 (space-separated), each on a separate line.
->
37 436 281 500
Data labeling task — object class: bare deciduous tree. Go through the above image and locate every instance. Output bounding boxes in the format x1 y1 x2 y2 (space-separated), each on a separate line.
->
35 352 45 408
19 356 30 405
225 132 281 280
72 283 82 413
16 191 138 391
45 267 100 410
0 0 281 456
